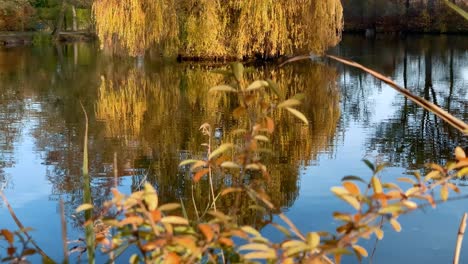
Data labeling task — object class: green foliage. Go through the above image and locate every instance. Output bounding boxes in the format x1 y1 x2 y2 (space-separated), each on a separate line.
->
32 32 51 45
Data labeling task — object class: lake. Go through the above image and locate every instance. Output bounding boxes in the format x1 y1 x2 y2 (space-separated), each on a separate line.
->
0 34 467 263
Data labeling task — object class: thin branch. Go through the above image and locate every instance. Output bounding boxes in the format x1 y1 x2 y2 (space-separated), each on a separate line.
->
279 54 468 135
453 213 467 264
0 191 54 262
60 199 69 264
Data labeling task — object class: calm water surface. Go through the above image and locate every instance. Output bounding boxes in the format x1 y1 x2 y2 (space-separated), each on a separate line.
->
0 35 467 263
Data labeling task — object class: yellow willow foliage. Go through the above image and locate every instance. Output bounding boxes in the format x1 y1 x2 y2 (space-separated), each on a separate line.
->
93 0 178 56
95 73 148 142
183 0 227 57
93 0 343 58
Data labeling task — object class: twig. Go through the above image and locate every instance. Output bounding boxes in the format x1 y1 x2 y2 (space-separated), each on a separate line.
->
326 55 468 134
0 191 54 262
113 152 118 189
60 199 69 264
453 213 467 264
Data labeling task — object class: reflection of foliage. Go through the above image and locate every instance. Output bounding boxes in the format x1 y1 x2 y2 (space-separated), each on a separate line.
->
0 75 25 190
95 73 148 142
22 49 340 228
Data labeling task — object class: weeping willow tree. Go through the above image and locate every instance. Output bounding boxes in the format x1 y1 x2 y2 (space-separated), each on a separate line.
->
93 0 343 58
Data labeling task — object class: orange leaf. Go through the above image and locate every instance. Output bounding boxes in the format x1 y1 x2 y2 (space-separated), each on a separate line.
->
150 210 162 222
165 252 181 264
142 239 166 251
199 224 215 242
1 229 14 244
193 168 209 183
386 190 402 200
343 182 360 195
266 117 275 134
218 237 234 247
119 216 144 226
455 147 466 160
447 183 460 193
233 106 246 119
7 246 15 256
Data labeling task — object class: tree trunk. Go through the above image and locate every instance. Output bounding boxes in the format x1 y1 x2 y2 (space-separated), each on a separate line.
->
72 5 77 31
52 0 66 40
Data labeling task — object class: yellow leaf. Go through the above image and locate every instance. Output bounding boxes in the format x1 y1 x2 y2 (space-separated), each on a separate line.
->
371 176 383 194
402 200 418 209
306 232 320 249
352 245 368 257
119 216 144 226
254 135 270 142
278 99 301 108
246 80 269 91
285 107 308 125
330 187 349 196
455 147 466 160
341 195 361 210
425 170 441 181
209 85 237 93
76 203 94 213
374 229 384 240
221 161 241 169
457 167 468 178
243 250 276 260
190 160 207 171
343 182 360 195
143 183 158 211
390 219 402 232
241 226 261 237
333 212 352 222
440 185 449 201
397 177 415 184
161 216 189 225
158 203 181 212
209 143 234 160
331 187 360 209
239 243 271 252
179 159 201 167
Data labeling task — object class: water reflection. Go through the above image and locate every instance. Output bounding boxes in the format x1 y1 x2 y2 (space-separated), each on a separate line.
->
331 35 468 167
0 35 466 262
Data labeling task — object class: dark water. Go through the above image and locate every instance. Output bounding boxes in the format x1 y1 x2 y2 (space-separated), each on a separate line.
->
0 35 467 263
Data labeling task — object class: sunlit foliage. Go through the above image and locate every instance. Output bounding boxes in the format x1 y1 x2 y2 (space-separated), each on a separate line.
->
0 0 35 31
92 0 343 57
